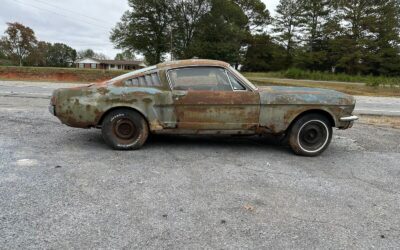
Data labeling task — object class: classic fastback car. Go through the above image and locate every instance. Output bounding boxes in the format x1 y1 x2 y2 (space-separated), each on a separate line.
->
49 59 358 156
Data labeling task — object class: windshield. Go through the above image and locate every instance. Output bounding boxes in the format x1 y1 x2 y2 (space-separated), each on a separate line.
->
229 66 258 90
106 65 157 83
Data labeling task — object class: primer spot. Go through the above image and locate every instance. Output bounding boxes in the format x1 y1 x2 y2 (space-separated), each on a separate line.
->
16 159 39 167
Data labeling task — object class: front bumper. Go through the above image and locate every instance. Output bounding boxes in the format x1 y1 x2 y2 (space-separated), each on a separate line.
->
340 115 359 122
338 115 358 129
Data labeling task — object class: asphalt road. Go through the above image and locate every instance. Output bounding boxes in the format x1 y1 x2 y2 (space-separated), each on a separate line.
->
1 80 399 116
0 81 400 248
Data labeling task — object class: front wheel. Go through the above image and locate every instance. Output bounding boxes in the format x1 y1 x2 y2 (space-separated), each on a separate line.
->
288 114 333 157
101 109 149 150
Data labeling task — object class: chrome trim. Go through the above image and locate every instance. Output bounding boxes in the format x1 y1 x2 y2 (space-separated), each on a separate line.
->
340 116 359 122
224 69 235 91
224 69 248 92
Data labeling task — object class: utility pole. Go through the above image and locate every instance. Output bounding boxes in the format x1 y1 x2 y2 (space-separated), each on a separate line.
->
170 25 174 61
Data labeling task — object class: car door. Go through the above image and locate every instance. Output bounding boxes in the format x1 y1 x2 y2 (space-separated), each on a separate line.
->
167 66 260 131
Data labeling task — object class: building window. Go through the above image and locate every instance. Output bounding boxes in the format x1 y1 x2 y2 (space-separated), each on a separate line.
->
91 63 97 69
79 63 84 68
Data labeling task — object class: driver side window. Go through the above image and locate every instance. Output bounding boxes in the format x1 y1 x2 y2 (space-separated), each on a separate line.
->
168 67 232 91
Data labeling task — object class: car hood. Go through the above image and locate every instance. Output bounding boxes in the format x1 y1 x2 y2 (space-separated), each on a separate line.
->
258 86 356 106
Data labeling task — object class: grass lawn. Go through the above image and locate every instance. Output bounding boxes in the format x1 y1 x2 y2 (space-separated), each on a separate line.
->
359 115 400 129
244 74 400 97
244 69 400 87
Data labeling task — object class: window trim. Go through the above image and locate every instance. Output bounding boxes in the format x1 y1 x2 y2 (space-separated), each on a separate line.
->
166 66 252 92
224 70 247 91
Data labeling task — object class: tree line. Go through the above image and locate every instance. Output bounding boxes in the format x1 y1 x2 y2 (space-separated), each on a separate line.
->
111 0 400 76
0 22 115 67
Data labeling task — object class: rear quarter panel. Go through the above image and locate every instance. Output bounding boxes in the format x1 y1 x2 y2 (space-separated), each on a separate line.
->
55 84 175 130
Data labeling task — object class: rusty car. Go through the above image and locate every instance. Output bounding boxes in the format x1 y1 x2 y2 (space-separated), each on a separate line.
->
49 59 358 156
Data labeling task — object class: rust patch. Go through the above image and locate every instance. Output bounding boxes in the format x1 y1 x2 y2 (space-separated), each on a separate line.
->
97 87 110 95
174 91 258 105
149 120 164 131
173 91 260 130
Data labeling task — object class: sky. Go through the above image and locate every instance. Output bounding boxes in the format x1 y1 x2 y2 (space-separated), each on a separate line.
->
0 0 280 59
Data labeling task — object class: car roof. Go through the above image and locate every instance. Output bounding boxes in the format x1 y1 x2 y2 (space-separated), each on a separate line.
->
157 59 230 70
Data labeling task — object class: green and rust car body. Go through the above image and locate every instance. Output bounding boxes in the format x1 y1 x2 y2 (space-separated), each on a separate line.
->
50 59 357 136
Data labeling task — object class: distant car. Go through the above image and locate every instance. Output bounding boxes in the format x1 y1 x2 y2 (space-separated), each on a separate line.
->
49 59 358 156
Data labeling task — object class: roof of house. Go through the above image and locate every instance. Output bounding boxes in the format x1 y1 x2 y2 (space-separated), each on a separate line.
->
98 59 144 65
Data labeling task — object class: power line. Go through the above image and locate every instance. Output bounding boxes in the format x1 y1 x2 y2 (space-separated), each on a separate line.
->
12 0 112 32
31 0 115 26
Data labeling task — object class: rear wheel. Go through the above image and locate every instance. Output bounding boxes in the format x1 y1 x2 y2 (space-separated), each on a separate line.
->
101 109 148 150
288 114 333 156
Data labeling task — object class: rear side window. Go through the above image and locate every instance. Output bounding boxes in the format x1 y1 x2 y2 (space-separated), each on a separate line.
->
124 73 161 87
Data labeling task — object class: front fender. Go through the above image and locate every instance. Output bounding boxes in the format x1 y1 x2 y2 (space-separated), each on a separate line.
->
258 87 356 133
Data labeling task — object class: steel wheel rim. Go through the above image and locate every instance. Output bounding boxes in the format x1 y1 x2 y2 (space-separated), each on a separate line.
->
113 118 136 140
297 120 329 153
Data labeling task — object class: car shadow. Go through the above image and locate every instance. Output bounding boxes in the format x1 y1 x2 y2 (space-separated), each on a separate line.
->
146 133 289 153
61 128 290 153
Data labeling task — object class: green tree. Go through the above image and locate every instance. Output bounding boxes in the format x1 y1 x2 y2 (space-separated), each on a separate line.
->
370 0 400 76
242 34 287 71
0 44 12 66
111 0 172 65
170 0 211 59
295 0 330 70
273 0 303 67
0 48 5 59
234 0 270 33
0 22 37 66
77 49 95 59
188 0 249 65
47 43 77 67
330 0 379 74
77 49 107 60
26 41 51 66
115 50 136 60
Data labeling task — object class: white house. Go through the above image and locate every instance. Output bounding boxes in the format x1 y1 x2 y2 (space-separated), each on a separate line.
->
75 58 146 70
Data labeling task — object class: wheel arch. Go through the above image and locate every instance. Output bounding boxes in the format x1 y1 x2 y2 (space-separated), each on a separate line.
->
287 109 336 132
97 106 150 128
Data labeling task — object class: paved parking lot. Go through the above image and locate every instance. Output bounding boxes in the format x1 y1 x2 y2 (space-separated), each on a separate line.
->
1 83 400 249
